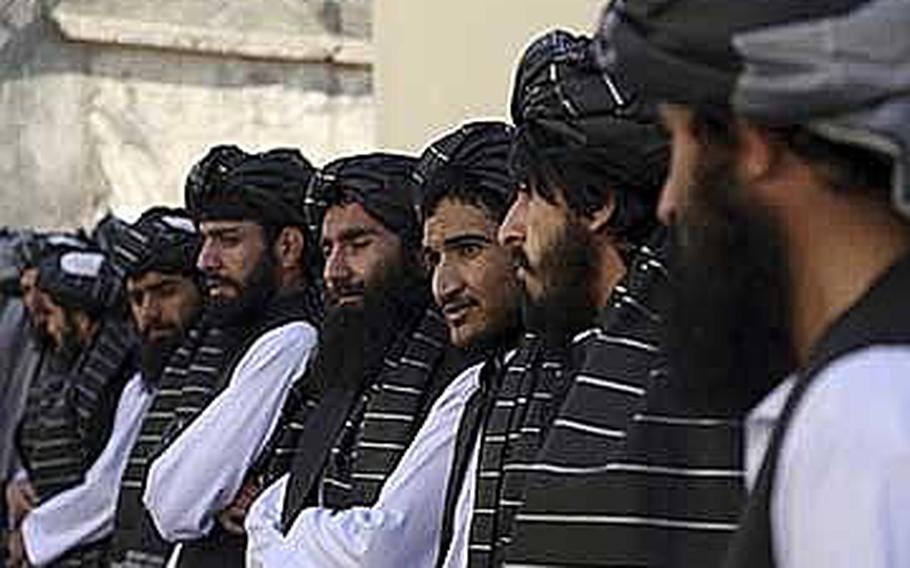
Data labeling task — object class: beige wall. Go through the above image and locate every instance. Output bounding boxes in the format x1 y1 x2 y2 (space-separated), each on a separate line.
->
375 0 604 153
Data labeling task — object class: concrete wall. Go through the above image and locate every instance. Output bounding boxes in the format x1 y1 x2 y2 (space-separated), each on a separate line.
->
374 0 605 153
0 0 376 229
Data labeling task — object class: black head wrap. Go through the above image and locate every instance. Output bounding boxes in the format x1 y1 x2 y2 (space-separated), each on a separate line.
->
36 250 122 317
91 213 131 260
306 153 420 248
112 207 201 279
16 231 91 271
412 121 516 223
185 145 315 229
510 29 669 246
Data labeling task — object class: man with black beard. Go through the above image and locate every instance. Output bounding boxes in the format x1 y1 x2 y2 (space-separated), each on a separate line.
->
243 150 482 566
8 248 137 566
112 147 321 568
3 232 91 557
8 208 202 567
430 31 735 568
606 1 910 566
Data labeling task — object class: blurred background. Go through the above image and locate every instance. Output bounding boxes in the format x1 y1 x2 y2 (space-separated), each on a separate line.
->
0 0 602 229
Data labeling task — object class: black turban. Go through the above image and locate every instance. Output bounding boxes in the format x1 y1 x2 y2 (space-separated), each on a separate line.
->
306 153 420 247
185 145 315 229
36 250 121 317
112 207 201 279
16 231 91 271
412 121 515 223
510 29 669 245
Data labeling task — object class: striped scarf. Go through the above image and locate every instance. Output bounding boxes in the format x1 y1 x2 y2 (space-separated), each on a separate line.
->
17 316 137 568
18 316 136 501
112 286 322 568
502 239 745 567
454 336 567 567
278 306 467 531
318 308 455 509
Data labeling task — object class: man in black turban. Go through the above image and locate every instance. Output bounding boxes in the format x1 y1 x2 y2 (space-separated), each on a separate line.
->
243 149 484 567
428 29 738 568
11 208 205 567
605 0 910 566
115 147 322 568
8 247 139 566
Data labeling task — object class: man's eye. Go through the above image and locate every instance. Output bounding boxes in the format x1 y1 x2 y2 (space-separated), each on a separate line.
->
459 243 483 259
350 238 371 250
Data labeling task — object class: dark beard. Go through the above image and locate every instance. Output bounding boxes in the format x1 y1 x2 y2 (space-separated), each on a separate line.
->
206 253 278 328
521 219 599 350
313 257 428 393
139 331 186 388
665 159 795 415
55 312 85 369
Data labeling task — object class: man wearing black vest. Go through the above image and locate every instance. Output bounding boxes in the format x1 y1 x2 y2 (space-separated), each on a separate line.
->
243 146 498 566
8 248 137 566
112 147 322 568
3 232 92 551
9 209 203 567
606 1 910 567
456 30 747 567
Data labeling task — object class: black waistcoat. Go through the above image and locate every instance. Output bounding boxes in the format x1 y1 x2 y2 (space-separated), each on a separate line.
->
723 253 910 568
16 316 138 568
111 286 321 568
279 306 469 531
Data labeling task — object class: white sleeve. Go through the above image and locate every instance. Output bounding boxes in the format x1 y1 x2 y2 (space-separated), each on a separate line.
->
245 362 483 568
773 347 910 568
144 321 317 542
21 374 152 566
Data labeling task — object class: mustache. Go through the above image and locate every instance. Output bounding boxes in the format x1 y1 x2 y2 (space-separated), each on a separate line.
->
204 274 241 291
440 294 477 315
325 281 366 303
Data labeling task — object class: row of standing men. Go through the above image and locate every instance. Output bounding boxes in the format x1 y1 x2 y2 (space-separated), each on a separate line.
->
4 0 910 565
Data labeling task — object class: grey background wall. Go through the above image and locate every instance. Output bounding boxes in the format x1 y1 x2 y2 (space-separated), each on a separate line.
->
0 0 375 228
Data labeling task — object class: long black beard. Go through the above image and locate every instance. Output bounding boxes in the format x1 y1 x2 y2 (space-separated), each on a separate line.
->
206 252 278 328
665 160 795 415
313 259 428 393
521 219 599 351
139 331 187 389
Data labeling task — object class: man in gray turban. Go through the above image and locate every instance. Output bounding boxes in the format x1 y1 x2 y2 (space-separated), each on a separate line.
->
605 1 910 567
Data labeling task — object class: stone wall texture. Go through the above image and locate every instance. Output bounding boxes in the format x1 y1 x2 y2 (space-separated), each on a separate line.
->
0 0 375 229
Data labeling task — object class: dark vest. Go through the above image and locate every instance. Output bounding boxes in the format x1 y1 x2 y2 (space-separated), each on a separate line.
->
17 316 138 568
280 307 469 531
723 253 910 568
111 287 321 568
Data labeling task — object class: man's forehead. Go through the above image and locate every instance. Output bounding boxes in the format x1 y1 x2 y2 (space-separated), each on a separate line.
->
322 201 390 240
423 199 498 248
199 219 260 235
127 270 189 291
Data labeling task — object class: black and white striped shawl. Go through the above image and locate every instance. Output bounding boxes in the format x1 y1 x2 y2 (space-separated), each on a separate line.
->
111 286 322 568
445 334 567 567
279 307 469 530
319 308 461 508
502 239 745 567
16 316 137 568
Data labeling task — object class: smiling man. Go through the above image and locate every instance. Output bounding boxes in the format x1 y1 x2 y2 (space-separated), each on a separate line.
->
111 147 322 568
605 1 910 567
243 132 517 566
